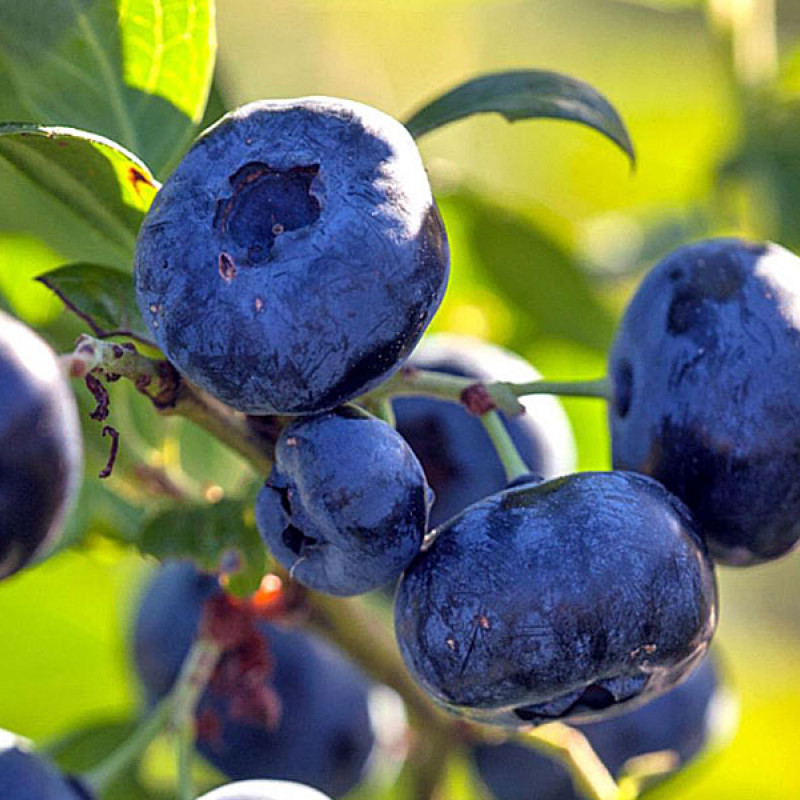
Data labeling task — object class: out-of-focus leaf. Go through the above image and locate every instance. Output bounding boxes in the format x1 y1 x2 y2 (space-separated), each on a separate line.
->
405 70 635 165
0 0 216 175
38 262 150 342
0 233 64 325
0 125 159 260
438 190 616 351
48 718 171 800
717 96 800 252
139 498 266 597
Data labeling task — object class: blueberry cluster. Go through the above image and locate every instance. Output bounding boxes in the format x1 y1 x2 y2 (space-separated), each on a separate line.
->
131 99 794 763
6 95 792 797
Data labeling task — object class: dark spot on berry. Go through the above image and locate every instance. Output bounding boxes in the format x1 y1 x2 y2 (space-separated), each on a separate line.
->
219 252 237 282
214 161 321 262
282 524 318 555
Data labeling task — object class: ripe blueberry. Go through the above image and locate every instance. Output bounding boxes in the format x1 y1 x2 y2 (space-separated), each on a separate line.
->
198 781 332 800
394 471 717 726
133 562 377 797
393 334 576 527
135 97 449 414
0 311 82 580
0 729 92 799
609 238 800 565
255 407 432 595
472 654 734 800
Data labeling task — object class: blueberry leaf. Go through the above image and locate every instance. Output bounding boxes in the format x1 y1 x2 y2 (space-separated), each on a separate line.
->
0 125 159 258
139 498 268 597
37 262 151 343
0 0 216 175
438 189 616 350
405 69 635 165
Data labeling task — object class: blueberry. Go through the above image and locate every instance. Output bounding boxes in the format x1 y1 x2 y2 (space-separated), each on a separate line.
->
133 563 377 797
0 730 92 799
609 237 800 565
393 335 575 527
135 97 449 415
197 780 332 800
472 654 732 800
0 311 82 580
255 406 431 595
394 471 717 726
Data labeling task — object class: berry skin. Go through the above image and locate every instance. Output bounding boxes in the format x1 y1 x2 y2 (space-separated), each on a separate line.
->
0 311 82 580
393 334 576 527
0 730 92 799
472 654 733 800
394 472 717 727
135 97 449 415
255 406 432 595
197 781 332 800
609 238 800 565
133 563 376 797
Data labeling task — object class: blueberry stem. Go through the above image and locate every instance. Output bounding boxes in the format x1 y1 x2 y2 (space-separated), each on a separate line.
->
176 720 195 800
359 367 612 415
480 410 531 482
81 696 171 793
62 335 279 474
81 637 222 795
516 723 620 800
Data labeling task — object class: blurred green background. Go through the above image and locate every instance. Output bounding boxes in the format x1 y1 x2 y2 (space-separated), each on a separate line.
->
3 0 800 798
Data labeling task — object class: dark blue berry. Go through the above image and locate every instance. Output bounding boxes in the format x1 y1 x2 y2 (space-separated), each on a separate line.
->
0 311 82 580
393 335 574 528
609 238 800 565
394 472 717 726
133 563 376 797
472 654 732 800
135 97 449 414
0 731 91 799
256 407 431 595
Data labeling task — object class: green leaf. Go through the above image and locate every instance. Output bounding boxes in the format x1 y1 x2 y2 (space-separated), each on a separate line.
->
439 190 616 351
139 498 267 597
0 124 158 260
0 0 216 175
37 262 150 342
405 70 635 165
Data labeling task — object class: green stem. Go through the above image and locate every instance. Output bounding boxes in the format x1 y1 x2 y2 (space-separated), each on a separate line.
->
81 637 222 795
82 697 172 794
515 723 621 800
480 410 530 482
176 721 196 800
171 638 223 729
506 376 612 400
63 335 278 475
359 367 612 415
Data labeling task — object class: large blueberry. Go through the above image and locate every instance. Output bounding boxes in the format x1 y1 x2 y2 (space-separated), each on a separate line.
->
255 407 431 595
394 471 717 727
0 311 82 580
133 563 377 797
0 730 91 799
393 334 575 527
135 97 449 414
609 238 800 565
472 654 734 800
198 781 332 800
